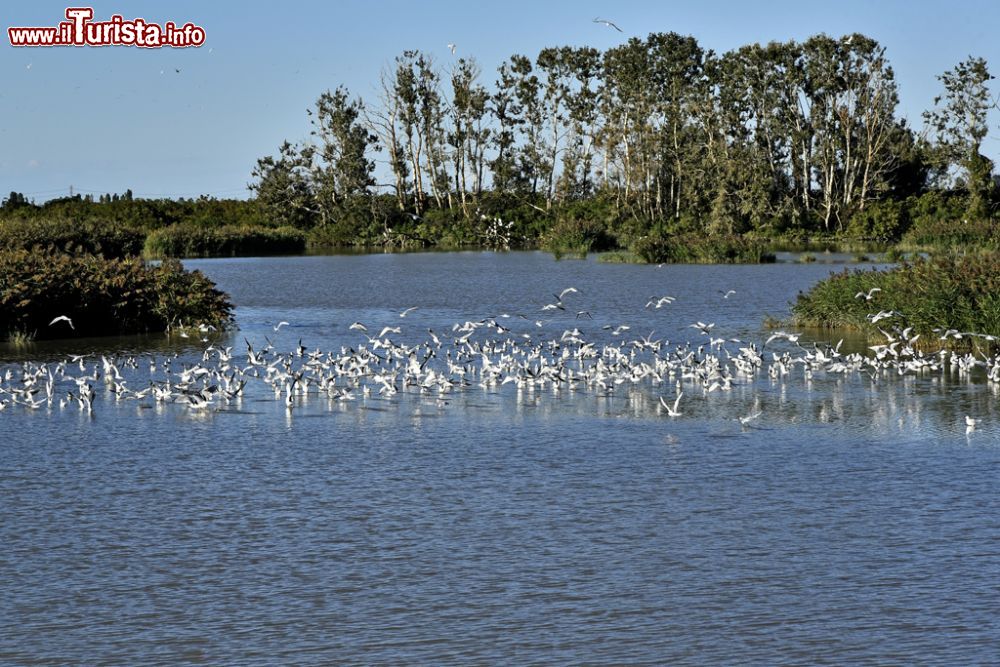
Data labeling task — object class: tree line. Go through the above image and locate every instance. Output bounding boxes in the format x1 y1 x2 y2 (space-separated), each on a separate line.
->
251 32 996 239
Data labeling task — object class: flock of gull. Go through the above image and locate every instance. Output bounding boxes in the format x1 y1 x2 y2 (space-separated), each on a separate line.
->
1 287 998 434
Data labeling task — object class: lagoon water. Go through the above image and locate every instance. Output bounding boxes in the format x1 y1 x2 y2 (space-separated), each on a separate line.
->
2 251 999 664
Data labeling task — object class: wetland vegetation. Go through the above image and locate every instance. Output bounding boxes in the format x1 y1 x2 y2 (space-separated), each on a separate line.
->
3 31 999 341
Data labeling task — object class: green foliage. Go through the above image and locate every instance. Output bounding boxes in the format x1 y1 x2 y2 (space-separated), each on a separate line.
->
0 250 233 341
144 224 307 258
902 190 998 248
792 252 1000 346
631 230 775 264
542 217 615 259
846 199 910 242
0 218 145 258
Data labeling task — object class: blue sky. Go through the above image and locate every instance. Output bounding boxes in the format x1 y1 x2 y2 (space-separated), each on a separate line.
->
2 0 999 201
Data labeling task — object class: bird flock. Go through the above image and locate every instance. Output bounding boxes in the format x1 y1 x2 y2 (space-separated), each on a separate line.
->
2 287 998 434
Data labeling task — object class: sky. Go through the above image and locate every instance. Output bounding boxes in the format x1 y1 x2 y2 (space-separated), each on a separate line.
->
2 0 999 202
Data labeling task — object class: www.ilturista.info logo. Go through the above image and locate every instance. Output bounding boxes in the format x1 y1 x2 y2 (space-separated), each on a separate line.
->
8 7 205 48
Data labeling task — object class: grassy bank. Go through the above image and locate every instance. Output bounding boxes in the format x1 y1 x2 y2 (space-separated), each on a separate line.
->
1 250 233 341
791 252 1000 347
144 223 307 258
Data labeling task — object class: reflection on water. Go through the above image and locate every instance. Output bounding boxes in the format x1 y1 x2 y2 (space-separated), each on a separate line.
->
2 252 999 665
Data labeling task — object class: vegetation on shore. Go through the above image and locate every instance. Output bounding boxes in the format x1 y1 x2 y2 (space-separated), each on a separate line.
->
0 250 233 342
791 252 1000 348
143 224 307 258
2 31 1000 271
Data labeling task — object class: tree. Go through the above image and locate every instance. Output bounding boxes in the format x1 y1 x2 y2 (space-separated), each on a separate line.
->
249 141 315 228
923 56 996 217
308 86 378 224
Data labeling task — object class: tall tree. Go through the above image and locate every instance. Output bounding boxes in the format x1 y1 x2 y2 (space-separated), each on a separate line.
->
308 86 379 224
923 56 996 217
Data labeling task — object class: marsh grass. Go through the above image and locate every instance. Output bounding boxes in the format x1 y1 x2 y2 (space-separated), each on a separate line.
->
144 224 307 258
632 232 776 264
597 251 643 264
792 252 1000 350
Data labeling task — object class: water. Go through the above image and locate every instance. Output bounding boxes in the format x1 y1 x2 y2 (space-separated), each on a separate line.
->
2 251 999 665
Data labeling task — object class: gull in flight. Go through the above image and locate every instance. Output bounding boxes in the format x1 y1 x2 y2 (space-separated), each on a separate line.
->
660 392 683 417
720 290 737 299
349 322 368 332
557 287 578 300
867 310 901 324
49 315 74 330
447 43 456 54
764 331 801 348
689 321 715 335
593 17 622 32
646 296 676 309
273 321 290 331
855 287 882 301
399 307 419 318
378 326 402 338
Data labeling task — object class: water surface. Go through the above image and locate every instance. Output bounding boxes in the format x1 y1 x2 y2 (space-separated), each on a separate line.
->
2 252 998 665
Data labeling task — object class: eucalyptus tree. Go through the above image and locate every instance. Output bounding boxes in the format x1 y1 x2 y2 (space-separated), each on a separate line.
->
369 66 411 210
489 60 523 193
536 46 575 207
561 46 603 199
509 54 547 197
448 57 490 214
802 34 899 230
307 86 379 225
646 32 708 220
602 37 655 210
923 56 996 216
394 51 426 212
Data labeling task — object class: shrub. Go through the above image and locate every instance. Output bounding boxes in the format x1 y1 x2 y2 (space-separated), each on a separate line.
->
0 218 145 258
0 250 233 340
846 199 910 242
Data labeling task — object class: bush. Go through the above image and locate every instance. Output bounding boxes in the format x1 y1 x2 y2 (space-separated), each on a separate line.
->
846 199 910 242
1 250 233 340
0 218 145 258
542 217 615 258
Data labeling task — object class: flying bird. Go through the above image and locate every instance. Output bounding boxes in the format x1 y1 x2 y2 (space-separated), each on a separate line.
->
447 43 456 54
660 392 683 417
273 321 290 331
49 315 74 330
593 17 623 32
855 287 882 301
399 307 419 318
